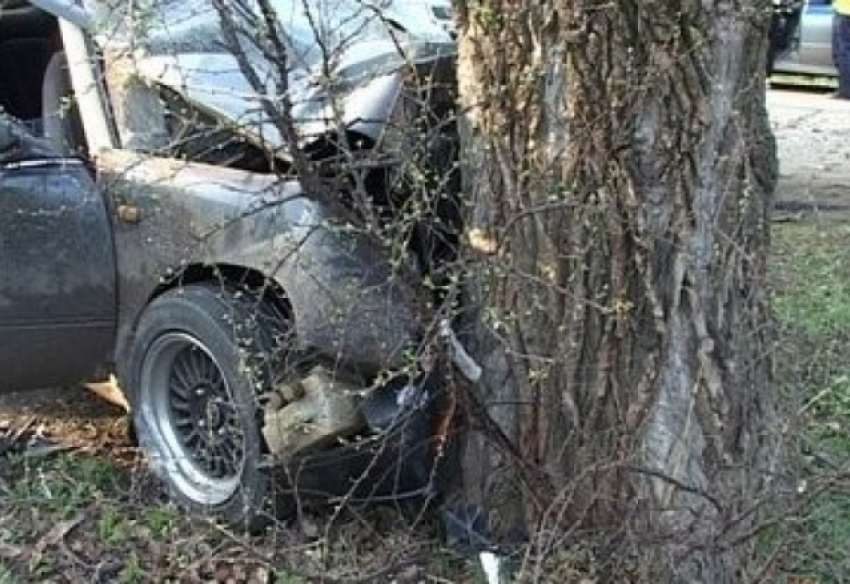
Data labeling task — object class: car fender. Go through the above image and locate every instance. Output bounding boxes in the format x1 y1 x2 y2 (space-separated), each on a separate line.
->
99 150 423 380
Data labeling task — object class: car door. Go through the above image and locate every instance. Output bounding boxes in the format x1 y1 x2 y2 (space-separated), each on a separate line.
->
771 0 838 75
0 119 117 392
798 0 836 71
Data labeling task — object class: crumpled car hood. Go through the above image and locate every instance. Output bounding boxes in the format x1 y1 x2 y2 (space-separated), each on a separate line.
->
133 40 454 150
84 0 455 150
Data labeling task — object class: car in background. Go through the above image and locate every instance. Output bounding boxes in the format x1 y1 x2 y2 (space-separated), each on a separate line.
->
770 0 837 77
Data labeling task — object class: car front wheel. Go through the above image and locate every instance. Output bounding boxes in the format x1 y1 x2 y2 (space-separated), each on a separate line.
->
125 284 286 530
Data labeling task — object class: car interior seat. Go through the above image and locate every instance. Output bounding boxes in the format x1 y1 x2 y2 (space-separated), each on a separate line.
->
0 3 57 129
0 38 54 127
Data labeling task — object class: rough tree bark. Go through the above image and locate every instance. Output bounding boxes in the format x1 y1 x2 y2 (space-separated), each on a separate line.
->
452 1 780 581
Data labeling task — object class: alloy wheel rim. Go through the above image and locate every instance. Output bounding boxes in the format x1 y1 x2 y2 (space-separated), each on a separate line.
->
140 332 246 506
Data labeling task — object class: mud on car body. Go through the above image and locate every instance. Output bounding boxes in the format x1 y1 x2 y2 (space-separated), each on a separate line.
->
0 0 462 528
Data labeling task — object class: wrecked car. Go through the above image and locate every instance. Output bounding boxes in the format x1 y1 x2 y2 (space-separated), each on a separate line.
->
0 0 462 528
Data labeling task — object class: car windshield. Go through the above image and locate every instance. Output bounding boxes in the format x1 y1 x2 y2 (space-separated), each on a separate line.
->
84 0 438 68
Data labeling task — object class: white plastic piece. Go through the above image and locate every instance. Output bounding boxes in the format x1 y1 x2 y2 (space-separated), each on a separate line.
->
479 551 502 584
439 319 483 383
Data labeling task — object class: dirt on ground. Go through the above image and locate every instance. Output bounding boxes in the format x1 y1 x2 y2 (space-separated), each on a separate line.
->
0 386 130 458
770 86 850 218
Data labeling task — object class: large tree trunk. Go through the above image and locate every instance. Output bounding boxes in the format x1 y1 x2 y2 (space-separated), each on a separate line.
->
453 2 780 580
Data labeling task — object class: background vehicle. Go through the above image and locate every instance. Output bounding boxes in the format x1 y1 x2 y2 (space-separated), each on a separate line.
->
0 0 460 529
770 0 837 77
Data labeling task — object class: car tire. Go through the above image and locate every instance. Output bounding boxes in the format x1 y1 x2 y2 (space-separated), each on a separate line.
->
125 284 287 531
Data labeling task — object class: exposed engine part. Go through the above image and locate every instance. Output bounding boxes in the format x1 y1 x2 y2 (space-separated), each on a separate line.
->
262 366 365 457
360 379 428 431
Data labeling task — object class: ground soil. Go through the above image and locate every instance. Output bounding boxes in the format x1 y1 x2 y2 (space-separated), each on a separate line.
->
770 86 850 218
2 83 850 465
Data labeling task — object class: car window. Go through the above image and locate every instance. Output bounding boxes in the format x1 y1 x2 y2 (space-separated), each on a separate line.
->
0 111 59 163
0 115 15 153
0 5 86 155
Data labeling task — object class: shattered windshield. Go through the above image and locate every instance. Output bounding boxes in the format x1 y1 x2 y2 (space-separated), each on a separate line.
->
84 0 441 67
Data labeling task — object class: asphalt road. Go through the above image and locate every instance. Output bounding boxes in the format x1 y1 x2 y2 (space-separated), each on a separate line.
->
768 86 850 215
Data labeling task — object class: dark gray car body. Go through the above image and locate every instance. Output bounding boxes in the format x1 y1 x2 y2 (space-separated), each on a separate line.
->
0 129 115 389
